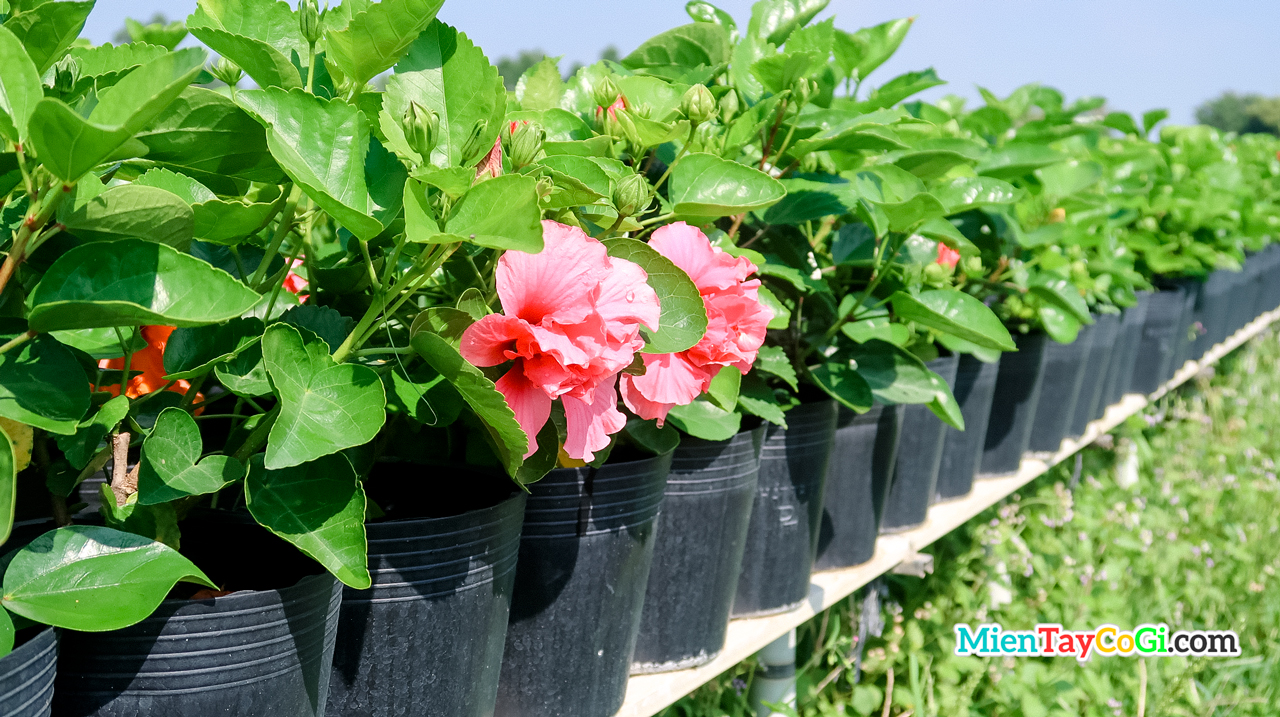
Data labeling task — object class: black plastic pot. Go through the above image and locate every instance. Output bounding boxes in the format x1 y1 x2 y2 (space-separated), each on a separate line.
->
1168 278 1202 381
980 332 1049 477
815 404 903 570
495 453 671 717
0 628 56 716
732 399 837 618
55 573 342 717
327 471 527 717
935 355 1001 503
1254 245 1280 316
1027 329 1093 453
1229 258 1263 337
1193 270 1234 358
1102 293 1151 408
1069 313 1120 435
880 353 959 532
1130 285 1190 395
632 429 763 674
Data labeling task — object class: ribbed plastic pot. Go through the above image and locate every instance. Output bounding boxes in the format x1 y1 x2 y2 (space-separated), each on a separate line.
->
1229 258 1263 337
1027 329 1093 453
732 399 837 618
1069 313 1120 435
980 332 1049 477
495 453 671 717
880 353 959 532
1168 278 1202 381
1247 249 1277 320
1102 293 1151 408
632 429 763 674
54 573 341 717
1130 286 1190 395
327 488 526 717
1255 245 1280 316
1193 270 1234 358
935 355 1000 503
0 628 56 716
815 404 903 570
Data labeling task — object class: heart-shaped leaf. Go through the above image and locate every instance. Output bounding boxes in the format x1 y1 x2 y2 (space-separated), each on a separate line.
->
603 238 708 354
0 333 90 436
890 289 1016 352
29 239 262 332
1 525 215 632
60 184 194 249
138 408 246 505
245 453 370 589
325 0 446 86
669 153 786 219
0 26 43 143
261 323 386 470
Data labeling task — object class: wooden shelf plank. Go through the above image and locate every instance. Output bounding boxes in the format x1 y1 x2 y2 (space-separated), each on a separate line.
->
616 307 1279 717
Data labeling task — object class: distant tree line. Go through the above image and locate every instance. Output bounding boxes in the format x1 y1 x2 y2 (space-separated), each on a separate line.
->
1196 92 1280 136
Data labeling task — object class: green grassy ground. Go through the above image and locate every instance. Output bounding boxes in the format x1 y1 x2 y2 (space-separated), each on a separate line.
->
661 330 1280 717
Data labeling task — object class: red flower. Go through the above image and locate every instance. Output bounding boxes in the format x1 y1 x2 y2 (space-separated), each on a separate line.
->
936 243 961 270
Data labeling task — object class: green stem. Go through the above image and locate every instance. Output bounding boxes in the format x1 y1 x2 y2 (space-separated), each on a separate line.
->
0 181 72 297
638 212 676 227
332 243 455 363
113 327 135 396
179 374 207 410
354 346 415 356
249 186 301 289
306 43 317 94
0 330 35 356
651 124 697 194
359 239 381 291
231 404 280 463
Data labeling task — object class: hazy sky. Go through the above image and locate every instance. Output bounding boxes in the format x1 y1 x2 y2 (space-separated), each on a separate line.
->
82 0 1280 124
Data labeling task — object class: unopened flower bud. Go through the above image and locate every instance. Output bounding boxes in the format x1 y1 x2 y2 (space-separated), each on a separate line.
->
613 172 651 218
460 119 490 164
210 56 242 88
401 101 438 162
681 84 717 125
51 55 80 95
299 0 321 46
593 76 621 110
718 90 740 122
964 256 984 276
791 77 817 106
504 120 545 169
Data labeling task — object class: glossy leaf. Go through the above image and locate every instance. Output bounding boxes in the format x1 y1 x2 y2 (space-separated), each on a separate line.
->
237 88 384 240
3 0 94 73
0 334 90 435
846 339 939 405
861 69 944 110
932 176 1019 214
810 360 872 412
138 408 246 505
706 366 742 411
29 239 262 332
60 184 194 249
261 323 386 470
0 609 11 658
134 87 285 184
278 305 353 354
1036 159 1102 198
737 372 787 427
1039 304 1081 344
890 289 1016 352
1 526 215 632
621 23 731 71
666 398 741 441
99 486 181 550
1029 276 1092 324
833 18 912 81
442 175 545 251
516 57 565 111
0 423 13 546
748 0 829 45
976 144 1065 180
668 153 785 219
55 395 129 470
754 345 798 390
383 362 463 427
0 26 42 143
187 0 304 90
325 0 446 86
245 454 370 589
163 318 264 380
603 238 708 354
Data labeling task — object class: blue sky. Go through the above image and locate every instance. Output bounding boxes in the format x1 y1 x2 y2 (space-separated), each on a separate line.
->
83 0 1280 124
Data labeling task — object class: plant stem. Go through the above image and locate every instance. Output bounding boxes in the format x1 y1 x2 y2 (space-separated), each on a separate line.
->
651 124 697 194
179 374 207 410
358 239 381 290
0 330 35 356
113 327 135 396
264 240 304 320
249 186 301 289
332 243 454 363
231 404 280 463
353 346 415 356
638 212 676 227
0 181 72 298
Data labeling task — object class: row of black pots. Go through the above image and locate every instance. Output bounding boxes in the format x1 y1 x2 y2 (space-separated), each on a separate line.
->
5 251 1277 717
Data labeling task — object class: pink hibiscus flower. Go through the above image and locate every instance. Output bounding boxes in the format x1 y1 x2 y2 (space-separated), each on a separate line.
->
621 222 773 425
460 221 660 461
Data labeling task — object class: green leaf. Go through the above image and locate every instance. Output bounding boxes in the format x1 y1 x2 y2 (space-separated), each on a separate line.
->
133 168 278 245
842 316 910 346
0 26 42 143
215 344 272 397
1142 109 1168 135
325 0 446 86
379 20 505 169
236 88 384 240
1028 276 1092 324
442 174 545 251
409 326 528 478
0 609 11 658
383 361 462 427
809 361 872 412
666 398 741 441
706 366 741 411
932 176 1019 214
125 18 188 50
757 286 791 330
1 525 215 632
602 238 708 354
1038 305 1080 344
669 153 786 219
0 422 13 546
879 193 946 233
26 48 207 182
278 305 353 354
514 418 560 486
163 318 264 380
748 0 829 46
737 372 787 427
245 453 370 589
29 239 262 332
975 144 1065 180
99 485 181 550
860 69 944 110
846 339 939 405
624 417 681 456
621 23 731 71
763 176 856 225
754 345 798 390
926 372 964 430
59 184 194 250
890 290 1016 352
515 56 564 111
1035 159 1102 198
1101 111 1140 137
3 0 93 73
55 395 129 470
0 334 90 435
833 18 912 81
138 408 245 505
261 323 386 470
187 0 306 90
134 87 285 184
892 149 974 181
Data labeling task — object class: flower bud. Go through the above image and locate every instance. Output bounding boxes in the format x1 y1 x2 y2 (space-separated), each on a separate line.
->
51 55 80 95
460 119 490 164
791 77 817 106
963 256 984 276
593 76 621 110
504 120 545 169
718 90 740 122
681 84 717 125
299 0 321 46
613 172 652 218
400 101 438 162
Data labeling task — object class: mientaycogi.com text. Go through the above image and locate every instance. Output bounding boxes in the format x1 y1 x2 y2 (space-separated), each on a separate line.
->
953 623 1241 662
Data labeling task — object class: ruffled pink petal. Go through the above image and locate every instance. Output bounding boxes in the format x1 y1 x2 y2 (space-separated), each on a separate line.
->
460 314 536 367
561 375 626 462
649 222 758 293
495 366 553 458
594 256 661 333
495 221 605 325
620 374 675 425
626 352 714 406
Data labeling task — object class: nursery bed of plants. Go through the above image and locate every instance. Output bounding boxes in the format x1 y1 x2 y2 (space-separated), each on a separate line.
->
0 0 1277 715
